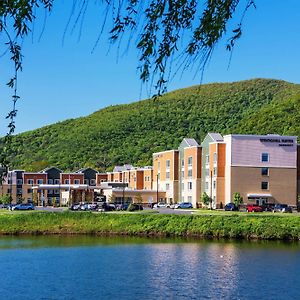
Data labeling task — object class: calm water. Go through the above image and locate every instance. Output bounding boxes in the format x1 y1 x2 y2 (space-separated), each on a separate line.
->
0 236 299 300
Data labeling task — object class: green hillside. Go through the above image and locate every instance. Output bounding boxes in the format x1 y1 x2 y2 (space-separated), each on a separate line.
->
4 78 300 171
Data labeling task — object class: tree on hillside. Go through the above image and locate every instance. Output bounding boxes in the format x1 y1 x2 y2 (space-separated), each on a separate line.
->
0 0 256 171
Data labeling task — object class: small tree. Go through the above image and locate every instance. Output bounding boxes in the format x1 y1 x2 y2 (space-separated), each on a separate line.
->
201 192 211 208
233 192 243 208
134 194 143 210
0 194 11 206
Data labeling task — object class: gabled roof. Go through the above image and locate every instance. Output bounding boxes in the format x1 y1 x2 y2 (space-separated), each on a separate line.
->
76 167 98 173
182 138 199 147
39 167 62 173
113 164 134 172
208 133 224 142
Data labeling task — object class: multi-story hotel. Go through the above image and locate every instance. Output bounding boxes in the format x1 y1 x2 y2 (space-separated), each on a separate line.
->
0 133 299 208
152 150 179 204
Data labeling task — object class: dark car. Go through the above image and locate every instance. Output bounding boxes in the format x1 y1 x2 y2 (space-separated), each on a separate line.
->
128 203 143 211
116 203 129 211
273 204 292 213
247 204 263 212
12 203 34 211
224 203 238 211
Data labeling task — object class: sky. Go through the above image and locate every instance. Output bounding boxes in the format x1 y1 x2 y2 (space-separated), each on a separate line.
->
1 0 300 136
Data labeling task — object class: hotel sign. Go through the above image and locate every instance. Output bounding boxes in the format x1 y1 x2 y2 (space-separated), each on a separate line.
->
260 138 294 147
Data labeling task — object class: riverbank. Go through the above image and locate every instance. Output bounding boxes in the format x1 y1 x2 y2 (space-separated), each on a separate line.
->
1 211 300 240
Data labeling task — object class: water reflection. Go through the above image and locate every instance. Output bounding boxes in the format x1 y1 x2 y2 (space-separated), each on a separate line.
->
0 237 300 299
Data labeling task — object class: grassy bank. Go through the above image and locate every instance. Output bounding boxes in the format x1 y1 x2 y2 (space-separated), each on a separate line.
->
1 211 300 240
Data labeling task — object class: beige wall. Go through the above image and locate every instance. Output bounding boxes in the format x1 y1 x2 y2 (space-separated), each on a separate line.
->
230 166 297 206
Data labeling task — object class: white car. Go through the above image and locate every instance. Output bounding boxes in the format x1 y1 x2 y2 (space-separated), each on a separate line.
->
153 202 169 209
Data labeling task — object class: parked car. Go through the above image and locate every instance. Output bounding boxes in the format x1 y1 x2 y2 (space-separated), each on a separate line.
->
70 203 81 211
116 203 129 211
247 204 263 212
273 204 292 213
260 203 275 212
170 203 179 209
12 203 34 211
177 202 193 209
128 203 143 211
224 203 238 211
153 202 169 209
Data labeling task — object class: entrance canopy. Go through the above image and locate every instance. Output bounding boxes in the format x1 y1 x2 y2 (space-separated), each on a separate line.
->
32 184 90 190
247 194 272 198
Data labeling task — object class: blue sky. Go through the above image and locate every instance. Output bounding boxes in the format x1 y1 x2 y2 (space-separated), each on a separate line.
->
1 0 300 136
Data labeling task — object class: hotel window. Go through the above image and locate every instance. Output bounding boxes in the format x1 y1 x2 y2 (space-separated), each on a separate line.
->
27 189 33 193
261 153 269 162
213 167 217 176
54 190 59 194
188 169 192 178
181 183 184 191
213 152 217 162
181 170 184 178
54 179 60 184
261 182 269 190
261 167 269 176
48 190 53 194
166 160 170 169
134 177 136 182
65 179 70 184
206 155 210 164
17 188 22 195
213 181 216 190
74 179 80 184
84 179 89 184
90 179 96 185
205 182 209 190
181 159 184 167
188 157 192 166
17 179 23 185
205 169 209 177
144 176 147 182
188 182 192 190
166 183 170 191
37 179 43 184
47 179 53 184
27 179 34 184
166 172 170 180
7 188 11 194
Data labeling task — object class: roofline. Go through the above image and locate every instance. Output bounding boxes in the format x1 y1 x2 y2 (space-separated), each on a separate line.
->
153 149 178 155
224 134 298 139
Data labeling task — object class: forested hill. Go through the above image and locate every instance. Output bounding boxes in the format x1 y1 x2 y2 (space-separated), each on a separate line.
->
5 78 300 171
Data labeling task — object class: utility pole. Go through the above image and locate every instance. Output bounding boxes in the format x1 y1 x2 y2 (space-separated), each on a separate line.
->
210 170 213 210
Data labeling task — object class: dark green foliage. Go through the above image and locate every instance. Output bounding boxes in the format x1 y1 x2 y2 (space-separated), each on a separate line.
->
233 192 243 207
4 78 300 171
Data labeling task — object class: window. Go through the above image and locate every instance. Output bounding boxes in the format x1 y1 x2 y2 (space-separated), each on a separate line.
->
54 179 60 184
181 159 184 167
65 179 70 184
188 169 192 178
205 182 209 190
188 157 192 166
181 183 184 191
17 179 23 185
47 179 53 184
54 190 59 194
206 155 210 164
188 196 192 203
213 167 217 176
262 153 269 162
27 179 34 184
7 188 11 194
17 188 22 195
205 169 209 177
166 160 170 169
27 189 33 193
166 183 170 191
213 181 216 190
37 179 43 184
181 171 184 178
90 179 96 186
74 179 80 184
166 172 170 179
48 190 53 194
84 179 89 184
261 167 269 176
261 182 269 190
188 182 192 190
213 152 217 162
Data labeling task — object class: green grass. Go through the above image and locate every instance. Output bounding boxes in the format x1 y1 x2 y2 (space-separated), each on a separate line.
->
0 211 300 240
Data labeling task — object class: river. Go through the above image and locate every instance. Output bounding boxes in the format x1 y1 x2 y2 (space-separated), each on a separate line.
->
0 236 299 299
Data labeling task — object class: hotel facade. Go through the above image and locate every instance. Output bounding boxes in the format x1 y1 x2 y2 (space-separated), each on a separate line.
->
0 133 299 208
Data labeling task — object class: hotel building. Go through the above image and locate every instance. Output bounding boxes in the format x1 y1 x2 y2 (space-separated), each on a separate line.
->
152 150 179 204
